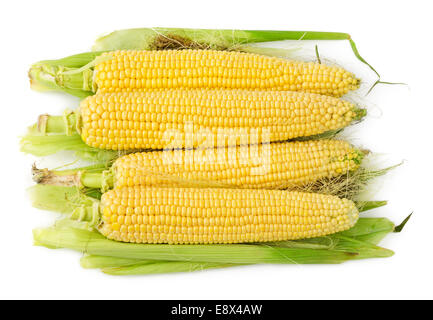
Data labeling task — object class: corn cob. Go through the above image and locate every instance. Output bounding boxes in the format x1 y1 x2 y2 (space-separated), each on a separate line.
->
76 89 364 150
32 140 363 191
112 140 362 189
93 49 359 97
98 186 359 244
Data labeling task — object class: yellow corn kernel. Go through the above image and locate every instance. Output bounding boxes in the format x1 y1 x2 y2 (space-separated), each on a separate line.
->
98 186 359 244
94 50 359 97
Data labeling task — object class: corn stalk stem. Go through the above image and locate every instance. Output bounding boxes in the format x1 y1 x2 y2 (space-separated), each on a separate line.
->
32 165 112 190
37 114 77 135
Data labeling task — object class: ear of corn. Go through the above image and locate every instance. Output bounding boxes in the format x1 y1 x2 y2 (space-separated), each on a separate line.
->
112 140 363 189
29 48 361 98
31 139 363 190
98 186 359 244
28 184 393 273
93 50 359 97
30 28 383 98
78 90 364 150
28 184 387 216
93 28 380 87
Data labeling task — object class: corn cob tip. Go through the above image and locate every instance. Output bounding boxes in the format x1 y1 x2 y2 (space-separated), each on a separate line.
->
353 107 367 121
351 149 366 165
347 205 360 228
360 149 371 156
352 77 361 89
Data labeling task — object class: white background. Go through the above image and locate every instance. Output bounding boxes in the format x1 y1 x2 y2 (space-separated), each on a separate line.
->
1 0 431 300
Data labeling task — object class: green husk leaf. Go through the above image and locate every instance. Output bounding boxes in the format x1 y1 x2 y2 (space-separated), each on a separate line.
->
83 188 103 200
349 39 379 78
20 129 119 162
315 45 321 64
356 200 387 212
268 218 395 250
394 213 412 233
97 239 393 275
102 261 236 276
339 217 395 244
80 254 148 269
331 235 394 259
53 217 95 231
28 185 82 214
48 163 108 174
33 226 358 264
81 254 236 275
21 132 87 156
32 216 396 275
33 221 395 266
34 52 102 69
291 129 343 142
239 46 301 59
348 39 407 94
92 28 351 51
80 253 239 273
28 185 102 225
